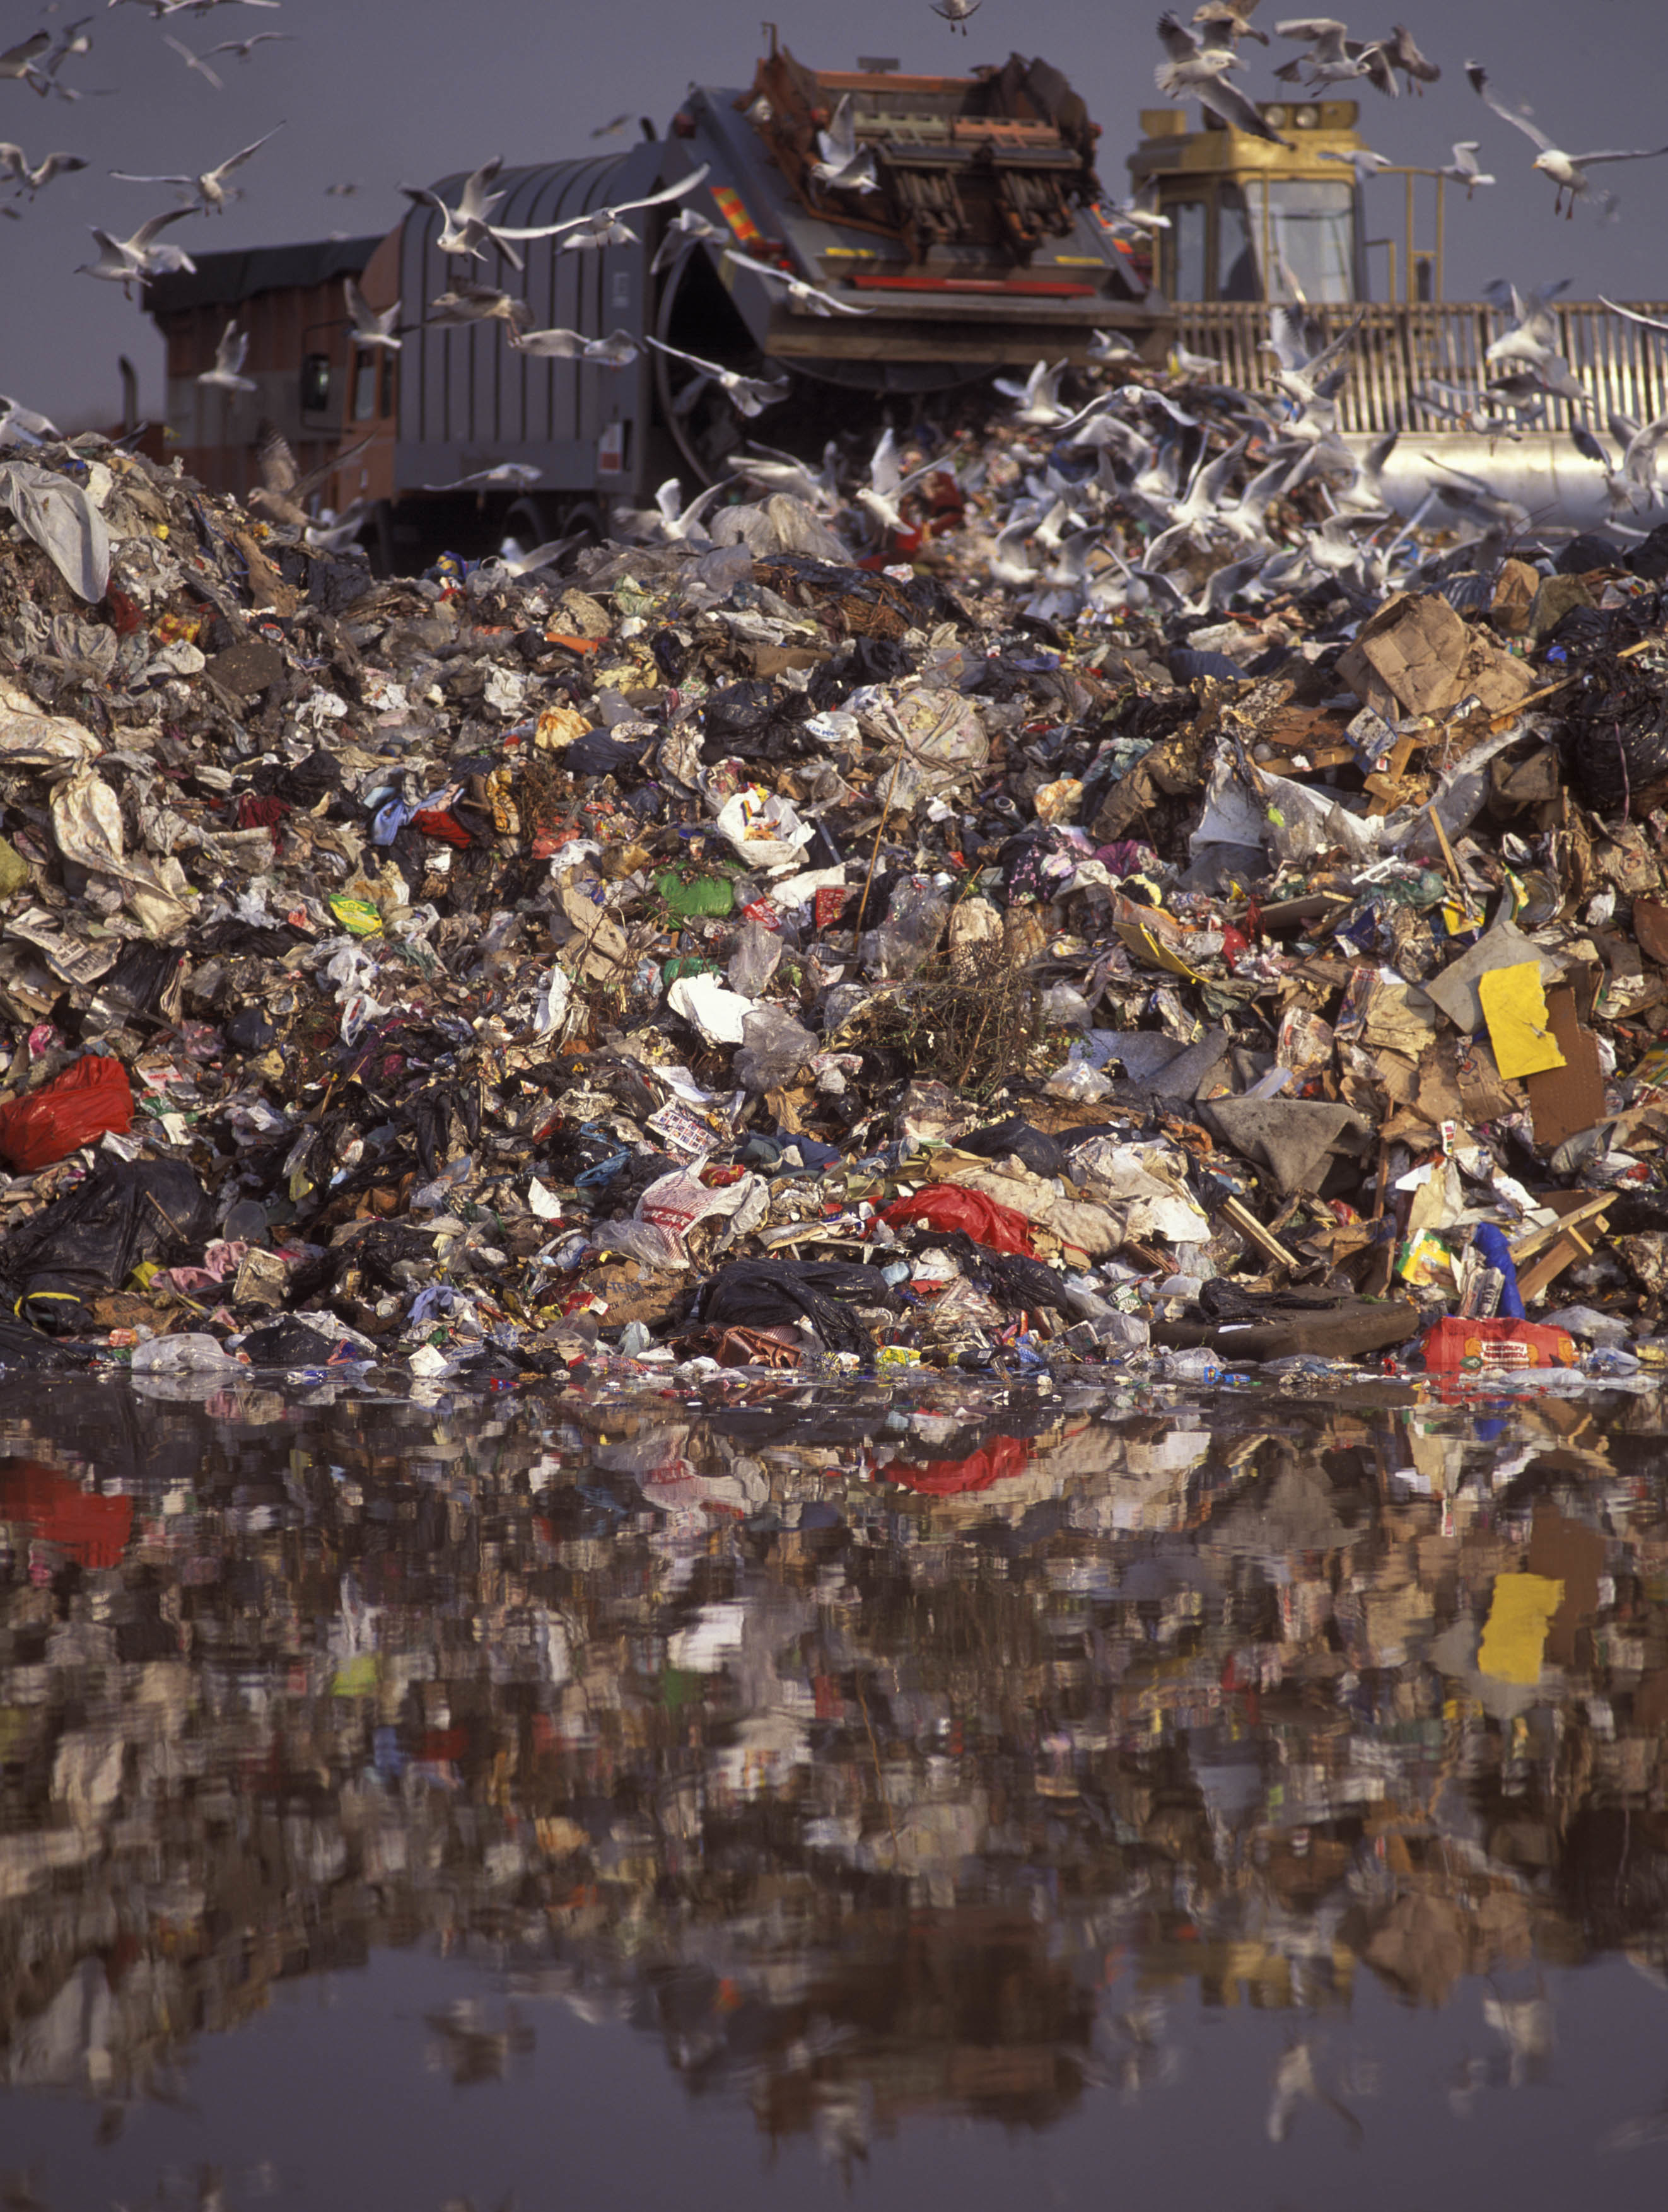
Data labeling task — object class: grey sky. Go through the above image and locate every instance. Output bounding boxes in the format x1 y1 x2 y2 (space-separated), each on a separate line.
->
1 0 1664 428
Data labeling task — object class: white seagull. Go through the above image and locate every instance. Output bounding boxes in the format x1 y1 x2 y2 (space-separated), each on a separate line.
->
1467 63 1668 218
1274 18 1397 97
535 165 711 252
646 335 790 417
810 97 879 195
1440 141 1495 196
932 0 980 29
650 207 726 274
1155 13 1292 142
75 206 196 294
508 323 639 365
722 245 873 315
344 276 401 350
111 125 282 213
197 318 255 390
160 33 225 88
0 144 87 196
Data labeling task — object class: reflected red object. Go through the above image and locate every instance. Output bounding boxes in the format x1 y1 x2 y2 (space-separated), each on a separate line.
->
0 1461 132 1568
0 1055 134 1171
884 1433 1032 1496
880 1185 1037 1257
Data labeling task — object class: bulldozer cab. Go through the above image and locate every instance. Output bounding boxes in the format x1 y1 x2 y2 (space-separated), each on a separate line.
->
1128 100 1372 304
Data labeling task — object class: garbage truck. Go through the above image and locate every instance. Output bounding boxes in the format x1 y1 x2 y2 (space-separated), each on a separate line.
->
144 37 1161 569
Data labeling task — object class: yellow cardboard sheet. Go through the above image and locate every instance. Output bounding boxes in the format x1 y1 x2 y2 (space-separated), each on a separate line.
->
1477 961 1566 1080
1478 1572 1564 1684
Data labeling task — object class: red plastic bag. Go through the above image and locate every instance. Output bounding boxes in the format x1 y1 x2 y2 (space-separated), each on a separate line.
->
880 1184 1037 1257
0 1462 132 1568
0 1056 134 1172
1420 1316 1578 1372
882 1434 1034 1497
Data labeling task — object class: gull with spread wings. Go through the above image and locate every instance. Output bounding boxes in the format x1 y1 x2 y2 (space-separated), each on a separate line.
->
111 124 282 214
0 144 86 196
249 424 375 530
721 246 873 315
646 335 790 417
344 277 401 351
1155 15 1291 144
1468 62 1668 218
197 319 255 390
75 206 196 294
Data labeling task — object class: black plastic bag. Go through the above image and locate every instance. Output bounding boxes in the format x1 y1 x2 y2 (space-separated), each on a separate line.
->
1560 648 1668 812
691 1259 893 1355
955 1117 1071 1179
0 1160 214 1333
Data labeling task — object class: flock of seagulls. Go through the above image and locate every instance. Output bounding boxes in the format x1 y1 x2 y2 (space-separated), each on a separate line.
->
1150 4 1668 227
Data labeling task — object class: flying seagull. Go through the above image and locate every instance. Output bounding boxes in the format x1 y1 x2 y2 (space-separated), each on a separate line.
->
111 123 283 214
205 31 292 57
1317 144 1394 188
344 276 401 350
646 335 790 417
0 144 87 196
75 206 197 294
160 33 224 89
197 318 255 390
650 205 726 274
508 323 639 365
0 33 50 84
1468 63 1668 218
1273 18 1397 98
931 0 980 30
250 425 375 529
1382 23 1438 94
1440 141 1494 196
810 96 879 194
1193 0 1269 45
531 165 711 253
722 245 874 315
1155 14 1291 143
428 282 530 331
421 462 542 492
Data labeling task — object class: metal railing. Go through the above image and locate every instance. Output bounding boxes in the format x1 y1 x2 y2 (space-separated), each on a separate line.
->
1170 300 1668 436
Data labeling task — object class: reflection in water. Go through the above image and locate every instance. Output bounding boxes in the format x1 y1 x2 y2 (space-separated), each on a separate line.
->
0 1372 1666 2187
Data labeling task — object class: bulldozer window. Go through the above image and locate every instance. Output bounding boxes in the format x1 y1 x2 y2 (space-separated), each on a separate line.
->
1218 187 1259 303
1244 179 1354 304
1168 200 1207 303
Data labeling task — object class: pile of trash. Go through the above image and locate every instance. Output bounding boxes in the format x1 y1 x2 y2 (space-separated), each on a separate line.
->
6 364 1668 1398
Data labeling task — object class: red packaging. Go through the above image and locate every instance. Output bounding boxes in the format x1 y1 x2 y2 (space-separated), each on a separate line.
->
880 1185 1037 1257
413 808 474 848
815 887 854 932
0 1056 134 1172
1419 1316 1578 1371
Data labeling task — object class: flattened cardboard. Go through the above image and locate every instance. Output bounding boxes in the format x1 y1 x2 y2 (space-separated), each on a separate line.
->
1526 984 1607 1148
1635 897 1668 967
1338 591 1540 721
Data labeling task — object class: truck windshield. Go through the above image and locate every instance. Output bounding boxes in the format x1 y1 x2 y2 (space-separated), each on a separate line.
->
1242 178 1355 303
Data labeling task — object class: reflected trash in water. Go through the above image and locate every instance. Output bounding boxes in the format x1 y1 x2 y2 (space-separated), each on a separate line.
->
0 1374 1667 2201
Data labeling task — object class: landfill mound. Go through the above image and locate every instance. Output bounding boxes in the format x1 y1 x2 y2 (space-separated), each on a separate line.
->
3 360 1668 1397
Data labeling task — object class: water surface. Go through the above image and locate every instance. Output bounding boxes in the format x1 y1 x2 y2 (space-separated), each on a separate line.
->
1 1370 1666 2209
